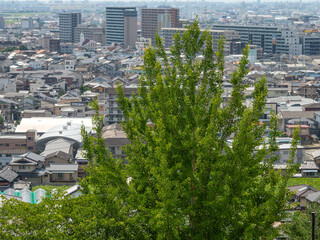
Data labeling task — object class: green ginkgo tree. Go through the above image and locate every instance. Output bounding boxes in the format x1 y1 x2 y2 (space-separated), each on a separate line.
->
0 19 300 240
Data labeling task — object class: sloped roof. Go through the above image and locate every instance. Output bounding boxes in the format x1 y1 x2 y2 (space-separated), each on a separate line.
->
46 164 78 173
0 167 18 182
306 191 320 203
45 151 71 160
288 185 319 197
280 111 316 119
11 152 45 165
304 103 320 109
41 138 74 157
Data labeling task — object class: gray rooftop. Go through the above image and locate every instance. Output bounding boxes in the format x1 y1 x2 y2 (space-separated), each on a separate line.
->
0 167 18 182
46 164 78 173
306 191 320 203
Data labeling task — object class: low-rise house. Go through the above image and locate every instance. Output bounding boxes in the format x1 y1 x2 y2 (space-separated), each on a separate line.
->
300 159 320 177
0 130 37 167
9 152 50 185
21 109 52 118
278 111 316 131
102 123 129 160
306 191 320 204
74 149 87 179
286 124 311 145
46 164 78 183
304 103 320 111
297 84 318 99
61 107 77 117
0 167 19 190
288 184 319 209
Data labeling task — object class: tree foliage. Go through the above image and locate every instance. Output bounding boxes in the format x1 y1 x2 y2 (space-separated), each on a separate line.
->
0 19 300 239
284 204 320 240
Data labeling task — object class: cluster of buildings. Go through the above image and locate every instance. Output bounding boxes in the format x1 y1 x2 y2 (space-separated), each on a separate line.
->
1 3 320 192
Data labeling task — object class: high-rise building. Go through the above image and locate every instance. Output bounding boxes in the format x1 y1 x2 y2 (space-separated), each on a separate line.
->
161 28 244 55
211 24 302 56
141 8 180 45
105 7 137 48
301 35 320 55
59 13 81 43
0 17 4 29
21 17 33 29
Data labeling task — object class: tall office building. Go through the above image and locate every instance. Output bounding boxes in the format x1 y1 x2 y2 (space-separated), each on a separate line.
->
0 17 4 29
105 7 137 48
141 8 180 45
59 13 81 43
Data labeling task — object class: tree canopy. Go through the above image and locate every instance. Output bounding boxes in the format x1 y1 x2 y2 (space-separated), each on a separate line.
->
0 19 299 239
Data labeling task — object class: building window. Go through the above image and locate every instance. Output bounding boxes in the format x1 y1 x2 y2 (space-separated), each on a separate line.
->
28 147 33 150
109 147 116 155
57 173 63 179
19 166 26 169
28 137 33 140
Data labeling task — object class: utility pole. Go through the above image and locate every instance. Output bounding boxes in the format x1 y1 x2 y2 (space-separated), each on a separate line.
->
312 212 316 240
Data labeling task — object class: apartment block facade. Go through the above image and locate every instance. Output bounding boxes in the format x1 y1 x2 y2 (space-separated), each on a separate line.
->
161 28 244 55
59 13 81 43
141 8 180 45
211 24 302 56
74 24 105 44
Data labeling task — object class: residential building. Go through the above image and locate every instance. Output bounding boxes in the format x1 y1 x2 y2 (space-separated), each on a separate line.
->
74 149 87 179
9 152 50 185
288 185 318 210
136 37 152 53
0 130 37 167
161 28 244 55
0 98 18 122
141 8 180 45
301 35 320 55
0 167 19 191
102 123 129 160
60 43 75 54
50 39 60 53
59 13 81 43
21 110 53 118
278 110 316 131
304 103 320 111
211 24 302 55
39 36 60 52
74 24 105 44
286 124 311 145
21 17 33 29
297 84 318 99
105 7 137 48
